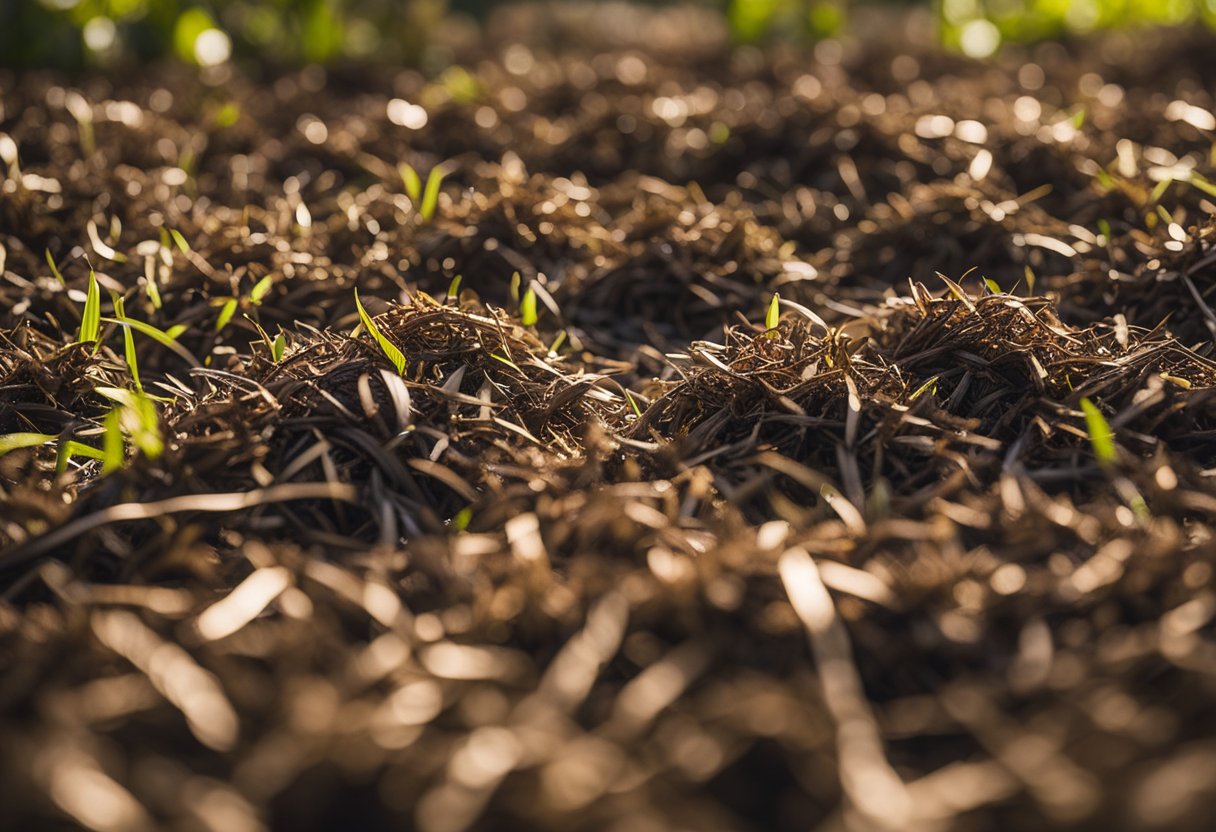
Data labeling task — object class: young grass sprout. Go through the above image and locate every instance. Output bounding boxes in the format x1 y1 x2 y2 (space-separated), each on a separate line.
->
111 293 141 390
78 268 101 348
399 163 423 203
45 249 65 286
399 162 446 222
0 433 57 457
420 165 445 222
1080 397 1116 466
520 285 538 326
766 292 780 338
354 289 407 375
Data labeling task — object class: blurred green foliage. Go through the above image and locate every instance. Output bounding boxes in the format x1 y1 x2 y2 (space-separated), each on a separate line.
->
940 0 1216 56
2 0 1216 70
0 0 447 68
727 0 846 41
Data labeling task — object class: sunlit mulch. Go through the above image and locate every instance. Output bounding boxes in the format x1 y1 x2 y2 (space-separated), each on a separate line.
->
4 6 1216 832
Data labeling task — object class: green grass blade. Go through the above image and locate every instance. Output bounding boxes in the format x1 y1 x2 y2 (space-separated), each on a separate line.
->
102 408 124 473
45 249 65 286
354 290 406 375
56 439 106 474
104 316 183 349
1080 397 1117 466
420 166 445 222
127 391 164 460
399 163 422 202
103 316 198 368
0 432 57 457
624 389 642 418
447 274 463 304
272 332 287 362
766 292 780 337
215 297 238 332
78 268 101 348
249 274 274 305
169 228 190 253
111 294 141 390
520 286 538 326
1190 172 1216 199
909 375 940 402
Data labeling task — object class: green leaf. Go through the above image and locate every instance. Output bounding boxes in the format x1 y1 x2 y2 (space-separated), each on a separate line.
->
451 506 473 532
126 391 163 460
1024 265 1036 294
112 294 140 390
447 274 463 304
548 330 567 355
249 274 274 305
983 277 1001 294
56 440 105 474
1190 172 1216 199
420 166 445 222
765 292 780 337
1080 397 1117 466
102 315 188 357
95 385 137 408
1071 107 1086 129
1149 178 1172 206
509 271 521 304
102 408 124 473
624 389 642 418
272 332 287 363
0 432 57 457
45 249 65 286
399 163 422 203
1098 218 1112 242
78 268 101 346
169 228 190 253
144 270 162 309
215 297 238 332
909 375 940 402
520 286 538 326
354 289 407 375
490 352 522 372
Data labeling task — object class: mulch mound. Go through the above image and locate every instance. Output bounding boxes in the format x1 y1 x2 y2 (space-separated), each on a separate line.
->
4 5 1216 831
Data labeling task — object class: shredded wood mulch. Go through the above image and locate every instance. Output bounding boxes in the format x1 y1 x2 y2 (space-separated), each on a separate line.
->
5 6 1216 831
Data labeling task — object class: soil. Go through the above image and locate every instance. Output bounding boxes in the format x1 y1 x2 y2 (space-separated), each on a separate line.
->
4 5 1216 831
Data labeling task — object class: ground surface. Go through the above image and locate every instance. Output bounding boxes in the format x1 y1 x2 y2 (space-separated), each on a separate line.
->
4 5 1216 831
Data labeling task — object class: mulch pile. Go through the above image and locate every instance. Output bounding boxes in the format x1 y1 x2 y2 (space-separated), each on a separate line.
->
4 4 1216 830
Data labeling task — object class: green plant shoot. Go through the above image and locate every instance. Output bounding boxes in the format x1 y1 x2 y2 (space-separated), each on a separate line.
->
215 297 238 332
420 166 445 221
520 286 538 326
112 294 141 390
399 163 422 203
766 292 780 337
0 432 57 457
45 249 65 285
354 289 406 375
79 268 101 347
1080 397 1117 466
